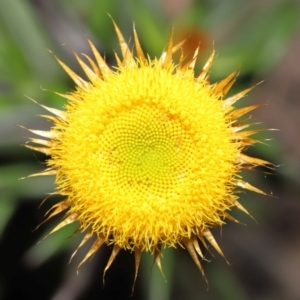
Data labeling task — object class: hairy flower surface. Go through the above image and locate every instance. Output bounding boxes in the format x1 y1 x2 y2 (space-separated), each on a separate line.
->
25 22 270 284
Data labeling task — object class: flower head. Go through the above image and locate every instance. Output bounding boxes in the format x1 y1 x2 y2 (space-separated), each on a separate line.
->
25 21 270 285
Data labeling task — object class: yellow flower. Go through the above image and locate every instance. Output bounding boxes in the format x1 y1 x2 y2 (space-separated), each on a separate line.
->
25 21 270 285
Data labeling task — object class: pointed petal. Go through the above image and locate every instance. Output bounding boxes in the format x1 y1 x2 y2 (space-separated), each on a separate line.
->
38 115 59 123
189 46 200 70
232 124 252 133
25 168 56 178
231 128 262 145
39 104 67 120
20 126 57 139
45 199 70 217
133 25 146 63
114 51 122 66
87 39 111 77
236 179 266 195
191 234 204 259
25 96 67 120
24 144 50 155
234 129 264 138
35 199 70 230
196 50 215 81
221 76 237 97
50 51 89 89
82 53 102 77
234 200 256 222
54 92 78 104
38 194 53 209
77 234 106 270
161 28 174 69
181 46 200 71
153 245 165 279
228 104 261 119
198 234 209 251
213 70 238 96
202 229 228 263
172 39 186 54
28 138 52 147
223 212 244 224
40 213 78 242
103 244 122 279
111 19 134 65
132 248 142 293
176 49 187 74
182 237 208 286
73 52 98 82
223 86 255 109
236 153 270 167
232 136 264 146
70 230 94 262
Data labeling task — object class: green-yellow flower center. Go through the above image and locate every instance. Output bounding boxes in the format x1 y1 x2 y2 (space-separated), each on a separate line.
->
101 104 194 200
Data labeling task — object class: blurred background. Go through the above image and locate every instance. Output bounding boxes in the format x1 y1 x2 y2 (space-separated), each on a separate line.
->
1 0 300 299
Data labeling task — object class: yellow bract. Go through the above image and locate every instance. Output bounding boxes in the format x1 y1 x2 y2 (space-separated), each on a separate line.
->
25 21 270 286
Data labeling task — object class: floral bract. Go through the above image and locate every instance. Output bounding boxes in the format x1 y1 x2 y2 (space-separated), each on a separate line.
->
25 21 270 285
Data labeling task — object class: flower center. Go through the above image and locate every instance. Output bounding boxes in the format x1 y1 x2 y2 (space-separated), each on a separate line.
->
99 104 195 200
